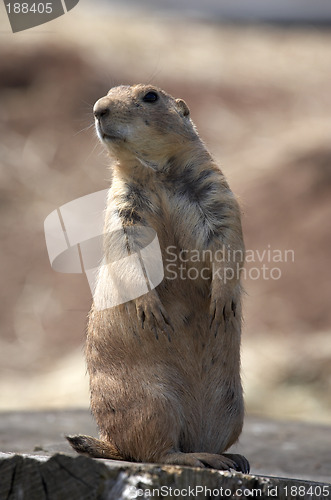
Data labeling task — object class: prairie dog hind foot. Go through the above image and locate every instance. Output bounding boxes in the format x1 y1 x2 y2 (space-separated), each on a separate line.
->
160 451 250 473
66 435 249 473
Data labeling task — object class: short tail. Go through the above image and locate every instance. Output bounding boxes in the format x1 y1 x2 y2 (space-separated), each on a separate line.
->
66 434 124 460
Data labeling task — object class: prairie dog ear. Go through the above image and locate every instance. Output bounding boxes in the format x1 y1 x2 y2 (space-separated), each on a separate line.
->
175 98 190 117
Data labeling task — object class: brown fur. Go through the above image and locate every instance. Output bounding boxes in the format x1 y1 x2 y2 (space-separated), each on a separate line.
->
67 84 249 473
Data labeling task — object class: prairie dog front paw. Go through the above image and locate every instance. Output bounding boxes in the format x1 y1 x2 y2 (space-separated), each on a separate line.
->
136 289 174 340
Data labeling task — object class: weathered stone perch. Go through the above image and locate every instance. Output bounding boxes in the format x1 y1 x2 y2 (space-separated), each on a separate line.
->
1 453 330 500
0 410 330 499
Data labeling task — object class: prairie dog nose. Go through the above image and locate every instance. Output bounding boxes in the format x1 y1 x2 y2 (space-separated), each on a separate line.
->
93 97 110 120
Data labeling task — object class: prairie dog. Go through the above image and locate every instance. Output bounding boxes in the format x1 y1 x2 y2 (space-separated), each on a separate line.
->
67 84 249 473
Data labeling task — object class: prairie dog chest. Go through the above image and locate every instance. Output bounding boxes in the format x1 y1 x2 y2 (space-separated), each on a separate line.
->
110 174 218 254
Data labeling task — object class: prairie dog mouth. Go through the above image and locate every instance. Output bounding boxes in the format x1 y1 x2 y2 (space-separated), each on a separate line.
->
95 120 123 143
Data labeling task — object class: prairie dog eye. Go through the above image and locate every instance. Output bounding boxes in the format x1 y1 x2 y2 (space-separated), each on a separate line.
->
142 91 159 103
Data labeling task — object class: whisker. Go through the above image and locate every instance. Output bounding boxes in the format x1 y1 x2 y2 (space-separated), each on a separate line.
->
74 123 95 137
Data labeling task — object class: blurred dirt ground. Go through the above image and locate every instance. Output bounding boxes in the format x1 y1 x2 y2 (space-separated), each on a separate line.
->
0 4 331 423
1 410 331 483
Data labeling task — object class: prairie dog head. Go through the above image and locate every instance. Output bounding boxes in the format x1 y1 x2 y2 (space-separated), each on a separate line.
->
93 84 198 167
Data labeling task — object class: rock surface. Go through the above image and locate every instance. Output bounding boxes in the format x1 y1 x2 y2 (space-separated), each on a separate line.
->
1 452 330 500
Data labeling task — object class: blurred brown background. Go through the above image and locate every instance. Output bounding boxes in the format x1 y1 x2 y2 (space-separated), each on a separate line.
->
0 1 331 423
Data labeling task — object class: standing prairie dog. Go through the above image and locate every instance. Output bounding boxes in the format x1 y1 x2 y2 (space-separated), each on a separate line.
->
67 84 249 473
